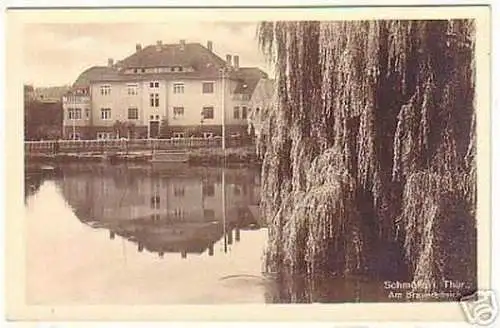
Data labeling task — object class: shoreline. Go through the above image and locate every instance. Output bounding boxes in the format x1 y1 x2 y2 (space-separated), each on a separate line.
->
25 146 262 167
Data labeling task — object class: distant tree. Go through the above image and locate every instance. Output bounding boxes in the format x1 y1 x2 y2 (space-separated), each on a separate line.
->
36 125 61 140
24 89 63 140
24 84 34 103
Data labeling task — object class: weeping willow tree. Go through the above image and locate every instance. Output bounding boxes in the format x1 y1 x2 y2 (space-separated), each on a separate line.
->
257 20 476 299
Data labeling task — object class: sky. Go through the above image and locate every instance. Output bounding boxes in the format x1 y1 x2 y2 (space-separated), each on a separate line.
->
23 22 271 87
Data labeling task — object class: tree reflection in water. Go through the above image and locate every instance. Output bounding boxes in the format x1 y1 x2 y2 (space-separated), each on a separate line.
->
264 271 394 303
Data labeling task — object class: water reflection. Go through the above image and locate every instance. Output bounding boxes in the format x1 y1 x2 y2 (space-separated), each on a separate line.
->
24 166 45 199
265 272 391 303
25 163 398 304
55 164 263 259
25 163 272 304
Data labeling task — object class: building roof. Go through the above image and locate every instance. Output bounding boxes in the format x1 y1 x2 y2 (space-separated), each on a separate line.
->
109 220 224 254
83 70 221 83
118 43 227 70
232 67 268 81
73 66 120 87
231 68 268 95
72 42 269 96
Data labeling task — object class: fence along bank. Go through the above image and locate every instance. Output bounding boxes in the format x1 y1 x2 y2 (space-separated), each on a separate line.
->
25 136 259 166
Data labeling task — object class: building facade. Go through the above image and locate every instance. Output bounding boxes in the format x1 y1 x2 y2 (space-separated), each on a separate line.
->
62 40 268 140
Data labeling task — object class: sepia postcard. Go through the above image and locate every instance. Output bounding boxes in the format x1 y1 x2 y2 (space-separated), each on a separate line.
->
4 4 494 324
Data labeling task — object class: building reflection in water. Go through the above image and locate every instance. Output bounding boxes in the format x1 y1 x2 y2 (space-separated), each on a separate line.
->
56 164 263 259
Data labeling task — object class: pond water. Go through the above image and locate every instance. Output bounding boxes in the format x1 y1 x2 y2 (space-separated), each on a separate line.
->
25 163 274 304
25 163 399 305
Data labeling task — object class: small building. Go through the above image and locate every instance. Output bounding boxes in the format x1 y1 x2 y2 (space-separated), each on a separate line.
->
62 40 269 140
62 86 92 140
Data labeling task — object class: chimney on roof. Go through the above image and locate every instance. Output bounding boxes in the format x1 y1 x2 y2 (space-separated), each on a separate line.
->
226 54 232 68
156 40 162 51
233 55 239 70
108 58 114 67
180 39 186 51
207 40 213 52
136 43 142 52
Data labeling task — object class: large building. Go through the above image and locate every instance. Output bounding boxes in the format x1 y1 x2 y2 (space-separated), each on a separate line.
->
62 40 268 140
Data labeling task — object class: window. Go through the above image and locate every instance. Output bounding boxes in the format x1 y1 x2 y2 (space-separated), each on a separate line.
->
149 81 159 88
100 85 111 96
69 133 81 140
155 115 160 120
67 108 82 120
101 108 111 120
203 183 215 197
127 84 138 95
174 208 184 220
150 93 159 107
242 106 248 119
203 132 214 138
173 83 184 94
141 68 146 73
174 186 185 197
202 106 214 119
133 68 138 73
85 108 90 119
128 107 138 120
150 195 160 209
204 209 215 221
233 106 240 119
173 132 185 139
173 106 184 118
202 82 214 94
97 132 113 140
150 115 154 120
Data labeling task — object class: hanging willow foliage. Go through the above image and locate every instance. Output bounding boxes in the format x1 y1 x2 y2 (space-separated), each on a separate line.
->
258 20 476 292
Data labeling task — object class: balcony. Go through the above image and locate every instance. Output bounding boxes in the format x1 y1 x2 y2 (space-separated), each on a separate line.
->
63 96 91 105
